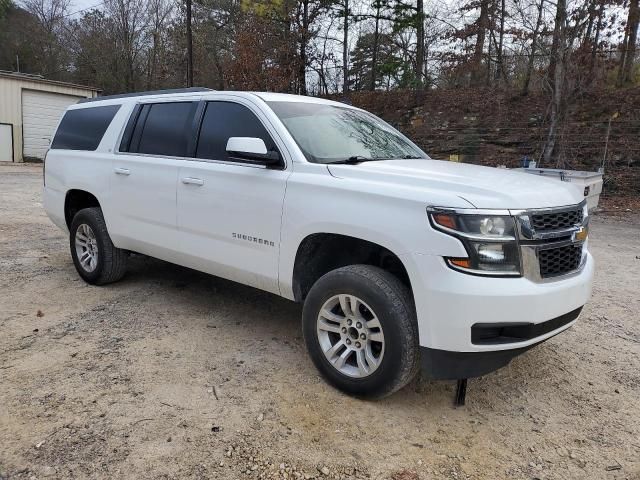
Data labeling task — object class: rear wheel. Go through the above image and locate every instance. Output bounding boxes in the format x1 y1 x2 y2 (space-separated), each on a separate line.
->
302 265 420 398
69 207 127 285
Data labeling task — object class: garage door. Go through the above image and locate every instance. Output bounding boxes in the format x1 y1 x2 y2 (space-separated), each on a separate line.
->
22 90 84 160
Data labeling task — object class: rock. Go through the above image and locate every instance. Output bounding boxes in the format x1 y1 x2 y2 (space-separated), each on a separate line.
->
257 413 264 422
318 466 330 476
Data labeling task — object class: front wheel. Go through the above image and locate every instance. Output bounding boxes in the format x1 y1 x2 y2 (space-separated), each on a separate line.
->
302 265 420 399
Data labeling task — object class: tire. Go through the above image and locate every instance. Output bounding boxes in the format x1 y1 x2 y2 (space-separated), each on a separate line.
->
302 265 420 399
69 207 127 285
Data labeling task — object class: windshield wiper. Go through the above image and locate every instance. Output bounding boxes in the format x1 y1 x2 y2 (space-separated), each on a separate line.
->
325 156 383 165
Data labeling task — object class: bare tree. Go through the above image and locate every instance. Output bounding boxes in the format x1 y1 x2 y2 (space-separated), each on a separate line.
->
521 0 545 95
618 0 639 85
146 0 173 89
471 0 489 86
105 0 148 91
23 0 71 76
494 0 506 83
542 0 567 166
340 0 349 93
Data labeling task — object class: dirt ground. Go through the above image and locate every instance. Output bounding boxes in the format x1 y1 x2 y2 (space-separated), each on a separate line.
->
1 163 639 480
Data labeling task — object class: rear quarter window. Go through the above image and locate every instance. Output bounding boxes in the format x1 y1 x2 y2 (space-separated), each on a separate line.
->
126 102 197 157
51 105 121 151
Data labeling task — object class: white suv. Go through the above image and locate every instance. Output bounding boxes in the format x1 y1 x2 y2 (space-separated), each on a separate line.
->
43 88 594 398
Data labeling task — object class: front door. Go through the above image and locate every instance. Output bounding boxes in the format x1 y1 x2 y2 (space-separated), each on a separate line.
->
177 100 290 294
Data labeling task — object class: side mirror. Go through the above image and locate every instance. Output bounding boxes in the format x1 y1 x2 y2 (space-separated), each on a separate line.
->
226 137 282 166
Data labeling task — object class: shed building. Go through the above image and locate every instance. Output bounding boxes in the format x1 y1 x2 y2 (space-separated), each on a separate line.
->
0 71 100 162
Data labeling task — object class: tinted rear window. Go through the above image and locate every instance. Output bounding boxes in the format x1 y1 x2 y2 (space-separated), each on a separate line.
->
51 105 120 151
132 102 197 157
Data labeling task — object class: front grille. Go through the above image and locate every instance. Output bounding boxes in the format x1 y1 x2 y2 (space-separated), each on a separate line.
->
531 207 583 231
538 244 583 278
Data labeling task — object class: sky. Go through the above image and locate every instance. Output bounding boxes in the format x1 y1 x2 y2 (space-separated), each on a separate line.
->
65 0 105 17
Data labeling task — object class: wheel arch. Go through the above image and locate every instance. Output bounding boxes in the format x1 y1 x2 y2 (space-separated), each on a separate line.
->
64 189 101 229
290 232 414 304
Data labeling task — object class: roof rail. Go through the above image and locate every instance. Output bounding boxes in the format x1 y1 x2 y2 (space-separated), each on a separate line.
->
78 87 213 103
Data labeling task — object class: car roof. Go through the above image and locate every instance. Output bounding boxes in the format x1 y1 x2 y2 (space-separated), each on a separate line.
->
69 89 352 110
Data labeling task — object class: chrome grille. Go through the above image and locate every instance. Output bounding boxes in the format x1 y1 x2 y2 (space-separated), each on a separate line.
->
516 201 587 281
538 244 583 278
530 207 583 232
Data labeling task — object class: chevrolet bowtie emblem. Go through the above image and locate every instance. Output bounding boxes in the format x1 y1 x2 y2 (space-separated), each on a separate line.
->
574 226 588 242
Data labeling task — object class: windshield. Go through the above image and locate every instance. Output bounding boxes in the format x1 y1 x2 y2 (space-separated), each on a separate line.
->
266 101 428 164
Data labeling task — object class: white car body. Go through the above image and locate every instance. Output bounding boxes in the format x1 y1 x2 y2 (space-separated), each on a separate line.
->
43 90 594 381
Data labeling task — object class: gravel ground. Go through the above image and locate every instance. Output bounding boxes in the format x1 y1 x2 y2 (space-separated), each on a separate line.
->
1 163 639 480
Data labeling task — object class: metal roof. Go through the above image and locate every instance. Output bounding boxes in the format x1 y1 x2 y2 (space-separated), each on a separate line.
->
0 70 100 92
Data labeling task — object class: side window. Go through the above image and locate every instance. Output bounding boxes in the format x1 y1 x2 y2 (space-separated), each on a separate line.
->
128 102 197 157
51 105 120 151
196 101 278 161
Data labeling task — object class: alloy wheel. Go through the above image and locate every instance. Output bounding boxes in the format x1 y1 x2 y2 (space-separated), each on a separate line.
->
74 223 99 272
316 294 385 378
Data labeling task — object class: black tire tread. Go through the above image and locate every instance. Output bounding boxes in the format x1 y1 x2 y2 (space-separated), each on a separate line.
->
70 207 127 285
303 264 420 399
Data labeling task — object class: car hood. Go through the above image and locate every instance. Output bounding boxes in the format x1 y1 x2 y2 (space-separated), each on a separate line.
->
327 159 584 209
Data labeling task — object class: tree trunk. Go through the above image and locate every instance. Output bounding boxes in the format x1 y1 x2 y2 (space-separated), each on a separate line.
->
583 0 596 48
370 2 381 91
415 0 425 89
590 2 604 68
620 0 639 84
522 0 545 95
299 0 308 95
486 28 492 85
343 0 349 93
543 0 567 166
471 0 489 86
583 0 605 84
495 0 505 83
186 0 193 87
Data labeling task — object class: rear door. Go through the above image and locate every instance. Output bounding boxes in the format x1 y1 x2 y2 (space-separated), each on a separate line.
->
110 101 198 261
176 99 290 294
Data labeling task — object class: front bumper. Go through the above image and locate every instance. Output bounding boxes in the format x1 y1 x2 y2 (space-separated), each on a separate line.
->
420 307 582 379
402 251 594 354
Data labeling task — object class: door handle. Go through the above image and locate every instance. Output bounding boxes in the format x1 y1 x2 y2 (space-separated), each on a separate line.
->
114 167 130 176
181 177 204 186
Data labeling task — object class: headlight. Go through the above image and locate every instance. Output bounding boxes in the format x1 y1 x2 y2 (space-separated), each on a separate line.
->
428 208 521 276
